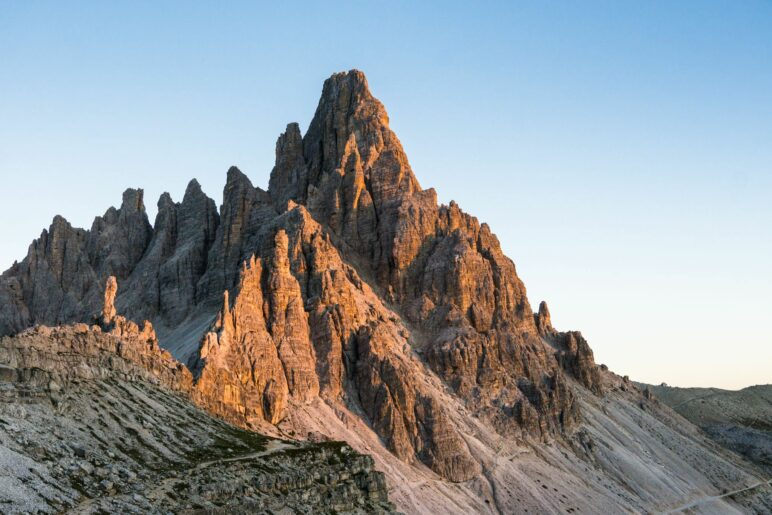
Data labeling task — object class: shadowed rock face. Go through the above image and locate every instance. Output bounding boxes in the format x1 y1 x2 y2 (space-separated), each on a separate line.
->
535 301 603 395
0 70 602 482
117 179 220 326
196 167 277 306
0 190 152 335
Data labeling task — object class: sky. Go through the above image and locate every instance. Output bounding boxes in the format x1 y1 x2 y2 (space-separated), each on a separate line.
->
1 1 770 390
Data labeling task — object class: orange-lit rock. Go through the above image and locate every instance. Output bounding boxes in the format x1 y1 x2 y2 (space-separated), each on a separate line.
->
0 69 600 483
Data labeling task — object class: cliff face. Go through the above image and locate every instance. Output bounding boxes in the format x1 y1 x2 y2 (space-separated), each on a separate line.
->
0 189 152 335
191 208 480 481
117 179 220 326
0 71 602 484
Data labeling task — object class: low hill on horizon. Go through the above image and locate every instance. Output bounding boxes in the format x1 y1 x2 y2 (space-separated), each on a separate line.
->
642 382 772 476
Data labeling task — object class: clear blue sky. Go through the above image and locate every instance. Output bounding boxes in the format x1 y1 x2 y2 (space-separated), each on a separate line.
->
1 1 770 389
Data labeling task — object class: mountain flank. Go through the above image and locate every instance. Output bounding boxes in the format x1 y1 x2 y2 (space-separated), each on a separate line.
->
642 383 772 475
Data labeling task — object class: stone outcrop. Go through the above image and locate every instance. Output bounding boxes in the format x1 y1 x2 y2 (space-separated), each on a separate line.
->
0 324 396 514
117 179 219 325
0 323 191 399
195 260 292 426
535 301 603 394
269 122 308 207
87 189 153 281
0 69 603 484
102 276 117 323
555 331 603 394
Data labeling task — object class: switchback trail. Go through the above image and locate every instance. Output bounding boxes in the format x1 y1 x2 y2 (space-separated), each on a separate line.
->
662 478 771 513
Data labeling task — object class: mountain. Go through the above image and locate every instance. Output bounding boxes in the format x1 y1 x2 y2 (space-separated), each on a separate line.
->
642 383 772 475
1 70 770 513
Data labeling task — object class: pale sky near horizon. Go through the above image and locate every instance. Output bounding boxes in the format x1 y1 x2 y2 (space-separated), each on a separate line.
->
1 1 770 390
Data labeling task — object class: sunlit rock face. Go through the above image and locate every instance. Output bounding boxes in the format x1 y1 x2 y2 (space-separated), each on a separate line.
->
0 70 602 483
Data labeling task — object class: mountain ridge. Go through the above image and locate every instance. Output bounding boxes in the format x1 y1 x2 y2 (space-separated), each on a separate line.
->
1 69 769 513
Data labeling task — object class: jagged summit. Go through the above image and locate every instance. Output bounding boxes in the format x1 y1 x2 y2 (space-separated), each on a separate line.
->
305 69 420 199
184 177 203 194
269 122 305 207
119 187 146 213
270 69 420 208
535 299 553 334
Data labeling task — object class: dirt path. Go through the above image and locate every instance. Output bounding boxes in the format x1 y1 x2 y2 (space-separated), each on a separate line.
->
194 439 293 470
663 478 771 513
670 391 719 410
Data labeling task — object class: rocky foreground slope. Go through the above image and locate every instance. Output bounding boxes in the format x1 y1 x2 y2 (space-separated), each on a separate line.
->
1 70 770 513
0 319 395 513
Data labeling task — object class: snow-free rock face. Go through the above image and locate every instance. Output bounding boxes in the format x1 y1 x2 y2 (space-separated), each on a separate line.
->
7 70 767 513
117 179 219 325
281 70 585 442
0 189 153 335
192 208 480 481
0 71 600 483
195 167 277 306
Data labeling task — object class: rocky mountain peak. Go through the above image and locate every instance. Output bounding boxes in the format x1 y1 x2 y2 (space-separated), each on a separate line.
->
50 214 71 229
535 300 554 335
120 188 146 214
0 70 606 492
269 123 307 207
183 177 204 199
225 165 253 191
157 191 175 211
325 69 371 97
302 69 420 206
